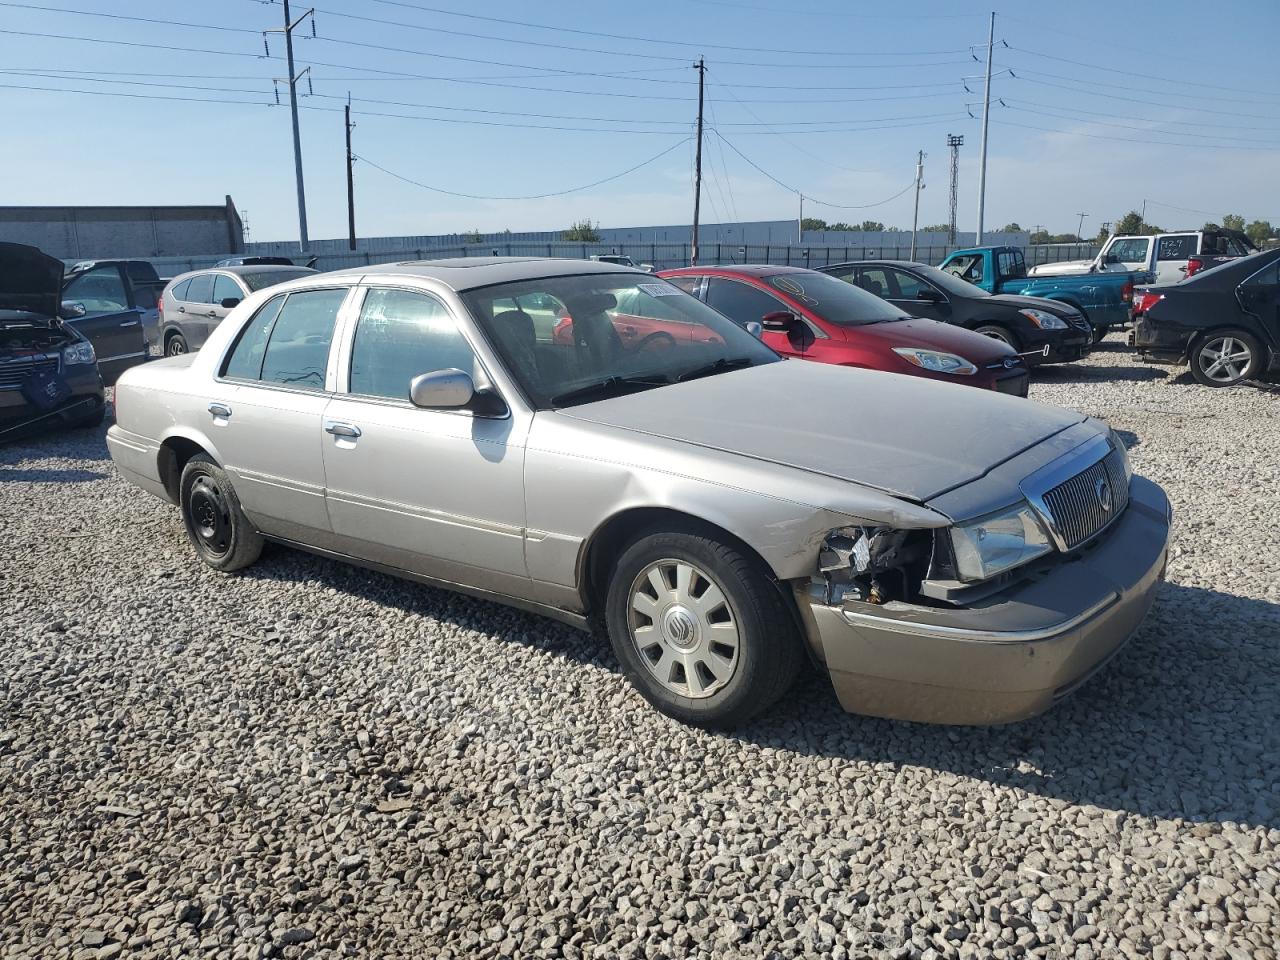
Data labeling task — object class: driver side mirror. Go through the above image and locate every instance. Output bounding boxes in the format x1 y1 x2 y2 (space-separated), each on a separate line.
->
916 287 943 302
60 301 87 319
220 297 241 309
409 369 506 417
760 310 800 332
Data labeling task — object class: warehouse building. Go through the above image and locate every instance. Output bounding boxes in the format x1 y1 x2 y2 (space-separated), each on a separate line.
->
0 197 244 260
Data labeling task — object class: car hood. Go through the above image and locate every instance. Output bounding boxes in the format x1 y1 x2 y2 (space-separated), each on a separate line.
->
853 317 1015 363
0 242 65 321
987 294 1078 316
557 360 1086 502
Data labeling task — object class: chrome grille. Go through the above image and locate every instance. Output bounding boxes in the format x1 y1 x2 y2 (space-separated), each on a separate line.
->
1041 449 1130 550
0 356 59 390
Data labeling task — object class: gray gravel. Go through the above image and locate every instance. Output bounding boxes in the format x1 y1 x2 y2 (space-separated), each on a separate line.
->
2 342 1278 959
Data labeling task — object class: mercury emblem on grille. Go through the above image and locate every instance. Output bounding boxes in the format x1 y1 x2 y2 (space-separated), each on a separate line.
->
1095 475 1112 512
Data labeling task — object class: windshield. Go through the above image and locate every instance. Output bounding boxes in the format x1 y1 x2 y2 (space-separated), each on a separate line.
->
763 271 909 325
241 268 316 291
461 273 779 408
914 264 991 298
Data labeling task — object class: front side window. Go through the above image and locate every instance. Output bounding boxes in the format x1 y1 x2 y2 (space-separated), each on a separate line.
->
705 277 788 324
461 274 777 408
63 266 127 312
212 274 244 305
763 272 908 326
349 288 477 400
1109 238 1151 265
888 268 933 300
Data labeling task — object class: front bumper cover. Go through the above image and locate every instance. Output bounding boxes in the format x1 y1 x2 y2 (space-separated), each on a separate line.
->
798 475 1172 725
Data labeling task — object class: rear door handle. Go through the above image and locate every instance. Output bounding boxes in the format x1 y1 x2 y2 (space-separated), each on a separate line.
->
177 306 185 313
208 402 232 419
324 421 361 439
119 319 140 327
206 311 218 318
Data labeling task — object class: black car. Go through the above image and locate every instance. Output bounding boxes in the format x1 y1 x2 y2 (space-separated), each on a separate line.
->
1130 247 1280 388
819 260 1093 365
214 255 319 269
1 243 106 440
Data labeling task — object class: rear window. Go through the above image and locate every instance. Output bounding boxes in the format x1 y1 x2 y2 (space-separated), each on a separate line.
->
763 271 908 326
240 268 316 291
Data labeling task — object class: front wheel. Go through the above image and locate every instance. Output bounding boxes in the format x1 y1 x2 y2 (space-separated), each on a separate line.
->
179 454 264 572
1092 323 1110 344
605 525 804 727
1190 329 1262 387
974 324 1019 349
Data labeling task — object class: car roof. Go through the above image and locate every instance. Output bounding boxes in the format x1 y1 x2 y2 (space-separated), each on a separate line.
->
822 260 930 270
659 264 814 277
216 264 316 276
328 256 646 292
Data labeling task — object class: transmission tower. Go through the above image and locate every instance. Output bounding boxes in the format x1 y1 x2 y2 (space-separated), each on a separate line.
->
946 134 964 243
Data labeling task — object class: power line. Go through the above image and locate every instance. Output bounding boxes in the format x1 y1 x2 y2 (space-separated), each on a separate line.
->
712 131 918 210
352 138 691 200
1011 74 1280 121
0 0 259 32
1003 104 1280 146
992 118 1280 152
0 79 271 107
356 0 979 56
1010 67 1280 108
1004 96 1280 132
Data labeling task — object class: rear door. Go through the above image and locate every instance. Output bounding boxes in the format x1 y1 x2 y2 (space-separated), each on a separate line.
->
1238 259 1280 348
1154 234 1198 284
60 264 147 384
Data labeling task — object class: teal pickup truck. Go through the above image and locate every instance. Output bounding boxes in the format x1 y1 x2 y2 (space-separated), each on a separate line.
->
938 246 1152 342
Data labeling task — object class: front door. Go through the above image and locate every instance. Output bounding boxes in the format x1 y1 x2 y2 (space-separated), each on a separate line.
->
321 286 530 590
180 273 218 349
703 276 815 358
880 266 949 322
60 264 146 384
208 286 351 544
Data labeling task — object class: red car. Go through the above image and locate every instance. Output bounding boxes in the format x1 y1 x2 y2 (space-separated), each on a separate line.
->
551 285 725 351
657 265 1029 395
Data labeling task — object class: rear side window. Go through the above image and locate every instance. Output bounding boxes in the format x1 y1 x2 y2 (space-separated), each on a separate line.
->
186 273 215 305
222 294 285 381
665 275 702 297
170 278 192 302
349 288 476 400
1157 235 1196 261
259 289 347 391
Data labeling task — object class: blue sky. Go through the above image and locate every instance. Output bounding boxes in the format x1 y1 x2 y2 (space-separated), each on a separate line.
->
4 0 1278 243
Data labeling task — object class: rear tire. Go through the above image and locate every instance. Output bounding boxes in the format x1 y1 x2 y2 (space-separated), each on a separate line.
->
974 324 1019 349
604 524 804 727
165 332 189 357
179 454 263 572
1189 328 1262 387
1092 323 1110 344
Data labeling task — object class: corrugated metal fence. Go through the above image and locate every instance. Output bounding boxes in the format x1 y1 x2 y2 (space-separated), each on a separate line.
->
130 241 1099 278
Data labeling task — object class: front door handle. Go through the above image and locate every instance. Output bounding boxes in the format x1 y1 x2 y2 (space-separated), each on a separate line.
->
177 306 186 314
119 319 140 328
206 311 218 318
324 421 361 439
208 402 232 419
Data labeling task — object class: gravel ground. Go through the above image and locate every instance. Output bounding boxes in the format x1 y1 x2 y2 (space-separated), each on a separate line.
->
1 342 1277 959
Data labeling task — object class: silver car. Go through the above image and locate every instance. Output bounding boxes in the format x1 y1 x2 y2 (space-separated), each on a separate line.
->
107 258 1171 727
159 265 316 356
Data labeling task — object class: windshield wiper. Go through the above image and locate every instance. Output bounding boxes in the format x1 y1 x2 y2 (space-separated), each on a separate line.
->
550 374 667 407
676 356 755 383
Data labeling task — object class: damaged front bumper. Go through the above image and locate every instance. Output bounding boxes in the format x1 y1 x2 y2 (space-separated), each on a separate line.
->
796 475 1172 725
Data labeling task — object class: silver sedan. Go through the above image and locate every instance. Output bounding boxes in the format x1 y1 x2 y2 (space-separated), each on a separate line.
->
107 258 1171 727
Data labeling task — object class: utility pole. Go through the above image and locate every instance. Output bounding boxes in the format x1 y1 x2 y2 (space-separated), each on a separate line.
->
797 193 803 244
946 134 963 243
1076 212 1088 240
1140 199 1148 223
691 57 706 266
345 94 356 251
909 150 925 260
265 0 315 253
975 11 994 245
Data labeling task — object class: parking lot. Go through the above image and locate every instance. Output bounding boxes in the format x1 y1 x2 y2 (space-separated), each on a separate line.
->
1 343 1277 959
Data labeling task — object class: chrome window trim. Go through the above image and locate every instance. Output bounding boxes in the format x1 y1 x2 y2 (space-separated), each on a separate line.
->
1018 433 1115 553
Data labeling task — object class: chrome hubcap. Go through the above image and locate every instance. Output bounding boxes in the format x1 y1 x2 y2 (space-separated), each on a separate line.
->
168 338 186 356
1199 336 1251 383
628 559 740 699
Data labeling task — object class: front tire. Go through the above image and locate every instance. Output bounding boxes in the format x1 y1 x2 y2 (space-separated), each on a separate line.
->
1190 329 1262 387
974 324 1019 349
604 525 803 727
1092 323 1110 344
179 454 264 572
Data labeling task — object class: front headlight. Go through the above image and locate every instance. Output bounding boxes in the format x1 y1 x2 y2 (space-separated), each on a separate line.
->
950 501 1054 581
891 347 977 376
62 340 96 365
1018 308 1068 329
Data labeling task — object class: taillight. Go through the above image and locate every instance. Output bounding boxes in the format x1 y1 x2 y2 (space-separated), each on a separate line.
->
157 294 164 315
1185 256 1205 277
1121 279 1134 303
1132 291 1163 316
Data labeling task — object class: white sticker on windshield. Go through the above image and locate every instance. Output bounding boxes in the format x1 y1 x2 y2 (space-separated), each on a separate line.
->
638 282 681 297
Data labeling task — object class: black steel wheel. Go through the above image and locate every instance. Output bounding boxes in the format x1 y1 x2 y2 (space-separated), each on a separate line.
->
179 453 264 572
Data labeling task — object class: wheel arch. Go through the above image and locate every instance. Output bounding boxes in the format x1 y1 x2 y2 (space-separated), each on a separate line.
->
156 429 222 502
